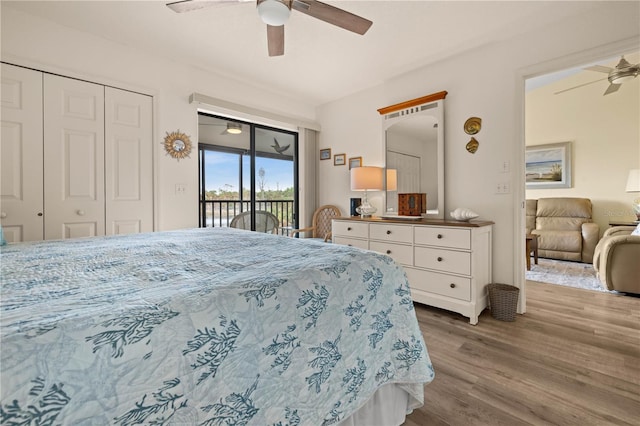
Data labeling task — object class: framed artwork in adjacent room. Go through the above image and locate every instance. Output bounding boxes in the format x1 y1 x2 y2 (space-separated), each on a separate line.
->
334 153 346 166
525 141 572 189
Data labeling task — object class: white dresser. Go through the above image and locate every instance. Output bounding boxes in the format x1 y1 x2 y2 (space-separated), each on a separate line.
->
332 217 493 324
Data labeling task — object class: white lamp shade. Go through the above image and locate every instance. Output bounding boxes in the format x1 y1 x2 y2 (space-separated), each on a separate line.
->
257 0 291 26
626 169 640 192
386 169 398 191
351 166 384 191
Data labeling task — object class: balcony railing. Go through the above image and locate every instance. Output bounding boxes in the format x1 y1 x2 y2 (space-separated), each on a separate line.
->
200 199 295 235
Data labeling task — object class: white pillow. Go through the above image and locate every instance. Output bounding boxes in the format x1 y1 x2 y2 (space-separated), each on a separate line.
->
631 223 640 236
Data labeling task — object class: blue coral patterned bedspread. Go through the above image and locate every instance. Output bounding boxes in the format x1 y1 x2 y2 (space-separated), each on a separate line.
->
0 227 434 425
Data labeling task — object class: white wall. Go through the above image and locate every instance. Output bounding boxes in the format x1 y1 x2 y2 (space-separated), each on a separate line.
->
316 2 640 288
1 6 317 231
525 54 640 235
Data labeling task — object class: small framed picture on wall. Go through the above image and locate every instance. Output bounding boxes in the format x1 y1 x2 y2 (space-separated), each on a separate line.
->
320 148 331 160
349 156 362 169
334 153 346 166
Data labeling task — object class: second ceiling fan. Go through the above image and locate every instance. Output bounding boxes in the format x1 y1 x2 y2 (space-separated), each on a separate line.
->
556 55 640 96
167 0 373 57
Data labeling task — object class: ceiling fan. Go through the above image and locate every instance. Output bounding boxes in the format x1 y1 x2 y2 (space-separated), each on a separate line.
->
166 0 373 57
200 121 244 134
556 55 640 96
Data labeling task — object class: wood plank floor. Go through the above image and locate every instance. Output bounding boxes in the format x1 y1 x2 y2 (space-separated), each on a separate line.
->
403 281 640 426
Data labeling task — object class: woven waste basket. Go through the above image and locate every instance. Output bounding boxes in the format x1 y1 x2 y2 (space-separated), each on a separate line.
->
487 283 519 321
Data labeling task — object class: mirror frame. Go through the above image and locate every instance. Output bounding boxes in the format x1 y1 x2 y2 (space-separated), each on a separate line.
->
164 130 193 160
378 91 447 218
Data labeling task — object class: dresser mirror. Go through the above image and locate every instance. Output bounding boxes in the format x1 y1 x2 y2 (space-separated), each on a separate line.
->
378 91 447 219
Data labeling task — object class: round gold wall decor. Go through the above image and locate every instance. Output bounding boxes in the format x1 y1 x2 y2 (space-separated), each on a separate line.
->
464 117 482 135
163 130 192 160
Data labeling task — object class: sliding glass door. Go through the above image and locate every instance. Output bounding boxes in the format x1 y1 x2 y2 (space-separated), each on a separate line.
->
198 113 298 234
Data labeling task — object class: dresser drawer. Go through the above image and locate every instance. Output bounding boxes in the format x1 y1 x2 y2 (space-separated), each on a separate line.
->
369 241 413 266
369 223 413 243
414 246 471 275
334 236 369 250
332 220 369 238
405 267 471 301
414 227 471 250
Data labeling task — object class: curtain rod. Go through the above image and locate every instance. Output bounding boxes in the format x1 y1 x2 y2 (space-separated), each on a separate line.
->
189 93 321 132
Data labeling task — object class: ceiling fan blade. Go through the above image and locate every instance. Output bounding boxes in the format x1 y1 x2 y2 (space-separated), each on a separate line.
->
553 77 607 95
166 0 250 13
603 83 621 95
585 64 613 74
292 0 372 35
267 24 284 56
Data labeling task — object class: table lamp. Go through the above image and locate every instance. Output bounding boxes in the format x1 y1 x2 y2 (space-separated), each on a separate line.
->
625 168 640 220
351 166 384 217
386 169 398 191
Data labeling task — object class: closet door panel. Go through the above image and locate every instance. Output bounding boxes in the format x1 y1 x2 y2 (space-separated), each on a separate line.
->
44 74 105 240
105 87 153 235
0 64 44 242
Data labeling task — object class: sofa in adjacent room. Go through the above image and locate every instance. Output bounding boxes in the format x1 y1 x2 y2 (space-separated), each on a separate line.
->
593 225 640 294
526 197 600 263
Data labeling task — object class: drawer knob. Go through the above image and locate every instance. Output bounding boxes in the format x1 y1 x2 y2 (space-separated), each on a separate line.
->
37 212 43 217
0 212 6 218
437 234 443 239
450 283 456 289
386 230 391 235
386 250 392 254
77 210 85 216
437 257 443 262
347 227 352 231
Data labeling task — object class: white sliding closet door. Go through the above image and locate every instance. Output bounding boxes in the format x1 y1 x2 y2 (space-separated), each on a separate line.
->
44 74 105 240
105 87 153 234
0 64 44 242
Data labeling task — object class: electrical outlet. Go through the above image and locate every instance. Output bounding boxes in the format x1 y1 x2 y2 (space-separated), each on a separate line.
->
495 182 510 194
175 184 186 195
500 161 510 173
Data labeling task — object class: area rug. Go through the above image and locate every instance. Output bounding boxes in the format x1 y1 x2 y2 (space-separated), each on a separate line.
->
525 258 609 292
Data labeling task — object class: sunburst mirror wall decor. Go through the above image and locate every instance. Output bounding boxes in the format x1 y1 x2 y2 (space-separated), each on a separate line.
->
163 130 192 160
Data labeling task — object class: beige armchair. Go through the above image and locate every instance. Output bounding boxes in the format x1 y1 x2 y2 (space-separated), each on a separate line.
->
230 210 279 234
290 205 342 242
593 226 640 294
526 198 600 263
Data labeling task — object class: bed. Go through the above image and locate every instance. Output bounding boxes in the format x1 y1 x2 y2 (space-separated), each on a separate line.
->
0 227 434 425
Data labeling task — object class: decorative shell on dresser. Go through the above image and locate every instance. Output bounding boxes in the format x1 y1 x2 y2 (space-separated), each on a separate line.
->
450 208 479 221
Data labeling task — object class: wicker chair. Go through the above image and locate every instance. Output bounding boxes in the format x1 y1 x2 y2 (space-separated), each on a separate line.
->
230 210 279 234
290 205 342 242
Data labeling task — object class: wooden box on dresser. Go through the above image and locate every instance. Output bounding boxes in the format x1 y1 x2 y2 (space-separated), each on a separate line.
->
332 217 493 325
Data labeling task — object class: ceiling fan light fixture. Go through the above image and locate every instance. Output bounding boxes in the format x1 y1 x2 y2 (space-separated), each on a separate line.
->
609 72 638 85
226 123 242 134
257 0 291 26
608 56 639 84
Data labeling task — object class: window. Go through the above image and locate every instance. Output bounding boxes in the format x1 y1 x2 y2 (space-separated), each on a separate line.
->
198 114 298 234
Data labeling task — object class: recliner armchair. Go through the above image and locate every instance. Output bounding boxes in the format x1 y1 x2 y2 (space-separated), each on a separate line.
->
593 226 640 294
526 198 599 263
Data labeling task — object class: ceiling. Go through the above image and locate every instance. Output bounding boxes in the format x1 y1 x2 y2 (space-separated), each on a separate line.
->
2 1 610 106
